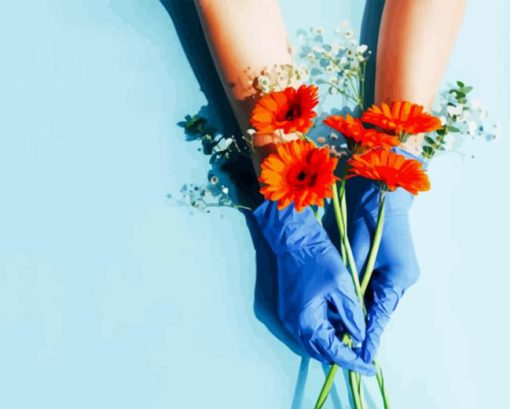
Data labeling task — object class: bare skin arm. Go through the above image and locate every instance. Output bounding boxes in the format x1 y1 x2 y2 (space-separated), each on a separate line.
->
194 0 298 173
376 0 467 155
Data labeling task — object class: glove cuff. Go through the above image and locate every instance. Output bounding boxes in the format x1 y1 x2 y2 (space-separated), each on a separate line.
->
252 200 329 254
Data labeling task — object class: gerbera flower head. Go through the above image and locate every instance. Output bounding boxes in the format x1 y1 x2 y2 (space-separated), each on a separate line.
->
361 101 442 135
259 139 338 211
324 114 365 139
250 85 319 135
324 114 399 149
348 149 430 195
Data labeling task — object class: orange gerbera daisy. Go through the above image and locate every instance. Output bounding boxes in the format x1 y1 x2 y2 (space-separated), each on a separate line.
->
324 114 399 149
250 85 319 135
259 139 338 211
361 101 442 136
348 149 430 195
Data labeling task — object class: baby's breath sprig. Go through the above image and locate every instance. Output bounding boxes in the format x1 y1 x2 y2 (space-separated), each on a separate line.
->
295 22 370 110
167 178 237 213
422 81 500 160
179 114 245 162
173 114 254 212
252 64 310 94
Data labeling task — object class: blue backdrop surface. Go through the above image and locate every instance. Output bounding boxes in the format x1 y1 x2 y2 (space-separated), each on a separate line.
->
0 1 509 408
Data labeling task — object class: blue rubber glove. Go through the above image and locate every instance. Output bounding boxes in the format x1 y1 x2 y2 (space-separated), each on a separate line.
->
337 148 425 364
253 200 377 376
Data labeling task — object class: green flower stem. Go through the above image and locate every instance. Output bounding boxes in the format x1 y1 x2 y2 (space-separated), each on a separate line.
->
332 181 362 298
349 370 363 409
314 182 362 409
359 63 366 110
358 372 367 409
314 332 352 409
360 193 386 294
315 184 391 409
358 191 391 408
315 361 339 409
375 362 391 409
335 182 348 263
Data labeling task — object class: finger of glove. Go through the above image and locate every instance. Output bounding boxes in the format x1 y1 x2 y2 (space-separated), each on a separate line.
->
309 323 377 376
328 290 366 345
299 301 376 376
362 280 404 363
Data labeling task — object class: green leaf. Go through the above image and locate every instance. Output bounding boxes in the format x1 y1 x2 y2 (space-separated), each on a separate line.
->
456 80 465 88
436 128 446 136
424 135 436 145
463 86 473 94
422 145 435 155
447 125 460 133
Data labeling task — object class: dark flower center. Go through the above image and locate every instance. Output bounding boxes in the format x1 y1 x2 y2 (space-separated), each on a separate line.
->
285 104 301 121
297 171 307 181
291 167 317 187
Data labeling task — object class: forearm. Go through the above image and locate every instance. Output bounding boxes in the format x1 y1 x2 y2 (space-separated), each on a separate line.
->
194 0 296 152
376 0 467 154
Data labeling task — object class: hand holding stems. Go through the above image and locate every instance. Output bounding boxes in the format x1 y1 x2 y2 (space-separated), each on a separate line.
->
252 199 376 376
316 117 435 409
315 0 466 405
315 176 389 409
196 0 373 371
347 148 426 365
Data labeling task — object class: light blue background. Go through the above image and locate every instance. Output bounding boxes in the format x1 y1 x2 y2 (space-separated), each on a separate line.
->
0 1 509 408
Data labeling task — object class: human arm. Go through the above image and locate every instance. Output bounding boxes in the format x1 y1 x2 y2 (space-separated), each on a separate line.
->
194 0 299 170
194 0 373 372
353 0 467 363
375 0 467 154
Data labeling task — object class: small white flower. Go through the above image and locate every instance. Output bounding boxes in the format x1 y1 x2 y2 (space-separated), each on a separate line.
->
331 41 342 54
209 175 219 184
222 186 229 194
317 136 327 144
343 29 354 40
439 116 447 125
329 145 341 157
215 137 233 151
357 44 368 54
307 53 317 63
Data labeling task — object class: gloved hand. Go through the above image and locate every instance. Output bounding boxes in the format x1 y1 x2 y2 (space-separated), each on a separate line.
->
324 148 424 364
253 199 376 376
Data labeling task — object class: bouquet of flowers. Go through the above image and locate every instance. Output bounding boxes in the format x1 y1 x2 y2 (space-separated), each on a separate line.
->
173 22 497 409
